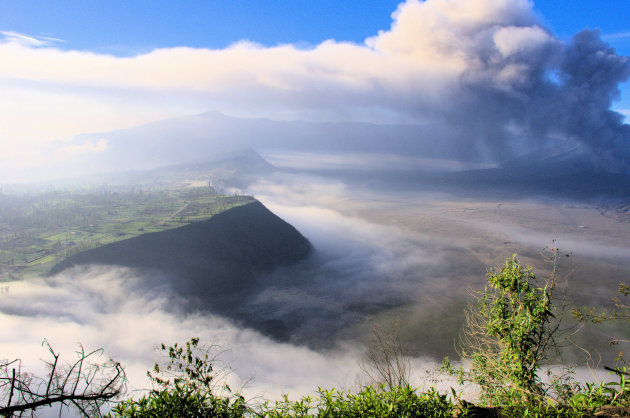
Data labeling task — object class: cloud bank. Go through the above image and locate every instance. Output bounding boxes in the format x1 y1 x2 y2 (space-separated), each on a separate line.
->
0 267 365 400
1 0 629 180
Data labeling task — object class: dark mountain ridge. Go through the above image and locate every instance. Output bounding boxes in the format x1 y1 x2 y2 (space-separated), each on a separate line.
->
289 145 630 202
49 201 312 314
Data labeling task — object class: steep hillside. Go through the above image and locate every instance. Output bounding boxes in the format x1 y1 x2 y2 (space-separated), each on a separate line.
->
49 201 312 311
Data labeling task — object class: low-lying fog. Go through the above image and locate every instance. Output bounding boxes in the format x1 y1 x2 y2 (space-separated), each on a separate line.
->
2 0 630 410
1 162 629 405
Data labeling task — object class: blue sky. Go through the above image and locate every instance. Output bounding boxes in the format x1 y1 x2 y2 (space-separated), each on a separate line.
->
0 0 629 182
0 1 403 54
1 1 628 53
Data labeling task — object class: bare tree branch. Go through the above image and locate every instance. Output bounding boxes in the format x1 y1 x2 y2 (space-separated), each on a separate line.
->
360 321 411 390
0 341 126 417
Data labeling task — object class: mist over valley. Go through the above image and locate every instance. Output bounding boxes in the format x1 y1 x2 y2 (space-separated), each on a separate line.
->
1 0 630 413
2 145 630 402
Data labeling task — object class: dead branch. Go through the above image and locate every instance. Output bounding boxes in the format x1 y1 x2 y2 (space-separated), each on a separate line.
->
360 321 411 390
0 341 126 417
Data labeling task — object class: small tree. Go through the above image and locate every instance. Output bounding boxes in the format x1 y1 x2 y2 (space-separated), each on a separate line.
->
111 338 246 417
360 321 411 390
455 251 569 404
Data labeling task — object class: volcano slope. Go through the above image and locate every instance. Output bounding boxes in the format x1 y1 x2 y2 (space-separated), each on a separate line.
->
49 201 312 334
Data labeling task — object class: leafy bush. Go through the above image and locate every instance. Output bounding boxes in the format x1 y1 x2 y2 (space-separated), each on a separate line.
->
442 252 630 415
7 249 630 417
567 367 630 413
260 385 453 417
456 254 563 404
110 338 246 417
99 252 630 416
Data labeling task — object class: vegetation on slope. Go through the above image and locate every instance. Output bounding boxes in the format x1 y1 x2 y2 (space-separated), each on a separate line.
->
1 146 277 279
0 185 254 278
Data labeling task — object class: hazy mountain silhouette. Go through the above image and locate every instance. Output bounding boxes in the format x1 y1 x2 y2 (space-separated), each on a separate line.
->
428 147 630 200
55 147 275 189
64 111 464 176
295 145 630 202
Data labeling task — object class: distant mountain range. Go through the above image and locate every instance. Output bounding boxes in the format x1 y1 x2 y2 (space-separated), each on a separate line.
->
23 110 628 194
54 111 466 178
20 109 628 204
287 143 630 202
414 148 630 200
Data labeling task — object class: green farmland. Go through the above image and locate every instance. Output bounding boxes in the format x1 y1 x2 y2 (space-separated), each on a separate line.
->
0 185 255 278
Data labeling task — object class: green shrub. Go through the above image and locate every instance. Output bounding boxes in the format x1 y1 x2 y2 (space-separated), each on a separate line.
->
260 385 453 417
444 253 572 407
110 338 246 417
465 254 560 402
568 367 630 413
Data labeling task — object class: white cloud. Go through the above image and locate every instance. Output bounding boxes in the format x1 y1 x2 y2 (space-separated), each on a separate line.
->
1 0 628 180
263 151 496 171
0 0 551 140
603 31 630 41
0 267 365 397
0 30 63 47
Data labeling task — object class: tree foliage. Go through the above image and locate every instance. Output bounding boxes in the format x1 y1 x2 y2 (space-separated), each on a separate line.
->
110 337 246 417
260 385 453 418
454 251 569 404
